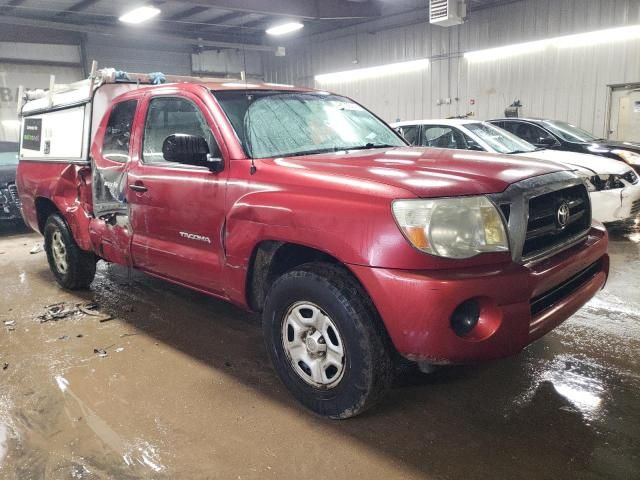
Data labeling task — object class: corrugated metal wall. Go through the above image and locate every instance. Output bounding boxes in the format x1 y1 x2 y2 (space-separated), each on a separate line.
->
84 34 193 76
264 0 640 137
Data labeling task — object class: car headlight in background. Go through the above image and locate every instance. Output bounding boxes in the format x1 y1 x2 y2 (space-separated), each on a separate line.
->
392 196 509 259
613 149 640 167
587 170 638 191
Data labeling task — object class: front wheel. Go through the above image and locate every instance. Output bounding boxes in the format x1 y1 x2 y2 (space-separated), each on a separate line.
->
263 263 393 419
44 213 96 290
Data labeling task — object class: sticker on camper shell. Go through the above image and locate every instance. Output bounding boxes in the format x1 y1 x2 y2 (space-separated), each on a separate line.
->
22 118 42 151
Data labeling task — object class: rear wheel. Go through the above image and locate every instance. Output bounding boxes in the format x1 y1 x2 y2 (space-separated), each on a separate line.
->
44 213 96 290
263 262 393 419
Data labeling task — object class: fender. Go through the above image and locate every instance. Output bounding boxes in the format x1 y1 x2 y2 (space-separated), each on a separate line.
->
221 187 403 307
29 163 93 252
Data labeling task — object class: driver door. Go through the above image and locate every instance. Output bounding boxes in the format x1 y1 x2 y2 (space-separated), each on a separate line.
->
127 92 228 294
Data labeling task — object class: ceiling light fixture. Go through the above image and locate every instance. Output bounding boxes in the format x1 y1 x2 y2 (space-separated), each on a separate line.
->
315 58 430 84
119 6 161 24
266 22 304 36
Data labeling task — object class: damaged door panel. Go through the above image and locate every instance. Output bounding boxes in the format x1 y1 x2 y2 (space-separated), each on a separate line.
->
89 99 138 265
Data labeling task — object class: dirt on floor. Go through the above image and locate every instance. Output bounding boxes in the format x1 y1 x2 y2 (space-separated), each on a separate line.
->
0 221 639 480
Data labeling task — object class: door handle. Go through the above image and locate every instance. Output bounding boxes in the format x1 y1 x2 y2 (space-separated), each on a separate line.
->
129 183 148 193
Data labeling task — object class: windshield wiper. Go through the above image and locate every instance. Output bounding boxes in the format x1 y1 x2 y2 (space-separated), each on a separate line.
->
283 146 345 157
348 143 397 151
506 150 535 154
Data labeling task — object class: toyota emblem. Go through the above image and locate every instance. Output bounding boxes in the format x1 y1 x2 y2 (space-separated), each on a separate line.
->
556 202 570 228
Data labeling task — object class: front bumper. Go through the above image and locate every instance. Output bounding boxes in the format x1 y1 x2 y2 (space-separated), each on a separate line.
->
591 183 640 223
350 224 608 364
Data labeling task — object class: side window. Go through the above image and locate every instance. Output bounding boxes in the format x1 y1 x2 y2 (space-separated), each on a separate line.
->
102 100 137 162
143 97 217 164
514 123 555 145
499 121 518 134
397 125 419 145
422 126 467 149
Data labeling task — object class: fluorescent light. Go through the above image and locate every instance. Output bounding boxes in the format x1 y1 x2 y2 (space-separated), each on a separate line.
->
553 24 640 48
465 24 640 62
315 58 429 84
221 82 260 88
264 82 295 88
119 6 161 24
266 22 304 36
464 39 550 62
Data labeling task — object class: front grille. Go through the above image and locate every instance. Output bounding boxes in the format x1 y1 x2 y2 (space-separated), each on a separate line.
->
7 183 20 207
631 199 640 216
530 258 603 316
522 185 590 258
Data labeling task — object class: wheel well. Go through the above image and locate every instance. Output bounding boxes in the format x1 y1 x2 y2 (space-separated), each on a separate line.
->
247 241 340 312
35 197 59 233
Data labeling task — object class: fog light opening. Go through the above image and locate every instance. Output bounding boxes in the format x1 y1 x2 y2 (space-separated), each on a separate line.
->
451 299 481 337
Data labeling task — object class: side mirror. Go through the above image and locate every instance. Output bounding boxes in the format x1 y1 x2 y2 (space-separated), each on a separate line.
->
537 136 558 147
162 134 223 172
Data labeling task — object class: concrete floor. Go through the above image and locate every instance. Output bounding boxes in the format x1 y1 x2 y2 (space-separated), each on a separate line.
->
0 223 639 480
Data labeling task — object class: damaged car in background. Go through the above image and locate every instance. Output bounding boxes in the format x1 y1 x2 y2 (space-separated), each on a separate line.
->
393 119 640 226
0 141 22 223
489 117 640 174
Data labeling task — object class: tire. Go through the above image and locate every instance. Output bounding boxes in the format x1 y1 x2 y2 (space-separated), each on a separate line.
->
262 262 393 419
44 213 96 290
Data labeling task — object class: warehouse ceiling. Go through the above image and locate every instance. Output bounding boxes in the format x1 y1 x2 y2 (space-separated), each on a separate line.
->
0 0 518 50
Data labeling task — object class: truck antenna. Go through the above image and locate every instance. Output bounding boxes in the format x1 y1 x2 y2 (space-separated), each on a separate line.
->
241 34 257 175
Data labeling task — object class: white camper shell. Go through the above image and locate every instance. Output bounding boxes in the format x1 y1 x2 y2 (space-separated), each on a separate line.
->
18 62 232 164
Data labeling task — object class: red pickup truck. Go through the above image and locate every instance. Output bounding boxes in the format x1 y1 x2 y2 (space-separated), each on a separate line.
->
17 69 608 418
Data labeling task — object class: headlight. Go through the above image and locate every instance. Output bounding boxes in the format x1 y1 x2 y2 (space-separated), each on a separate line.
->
583 176 597 192
613 149 640 166
392 196 509 259
589 174 627 191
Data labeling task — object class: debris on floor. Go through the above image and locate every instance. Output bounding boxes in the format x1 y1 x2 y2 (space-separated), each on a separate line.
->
36 302 113 323
94 343 115 358
94 348 108 357
29 243 43 254
2 363 8 370
4 320 15 327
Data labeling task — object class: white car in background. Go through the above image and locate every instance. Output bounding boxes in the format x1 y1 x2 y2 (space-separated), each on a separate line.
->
391 119 640 225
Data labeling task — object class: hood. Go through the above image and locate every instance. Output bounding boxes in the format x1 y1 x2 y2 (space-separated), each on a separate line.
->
268 147 570 198
583 139 640 153
0 164 17 186
517 149 631 175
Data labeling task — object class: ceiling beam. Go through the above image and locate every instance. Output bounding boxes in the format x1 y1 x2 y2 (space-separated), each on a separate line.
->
176 0 382 20
199 11 246 26
0 15 277 53
5 0 27 14
167 6 210 21
55 0 101 18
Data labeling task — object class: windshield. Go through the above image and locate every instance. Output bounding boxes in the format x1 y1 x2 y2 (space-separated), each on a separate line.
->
541 120 598 142
213 91 405 158
465 122 537 154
